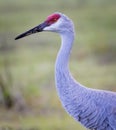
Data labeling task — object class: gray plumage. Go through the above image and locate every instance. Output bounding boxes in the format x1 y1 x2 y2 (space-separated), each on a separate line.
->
15 12 116 130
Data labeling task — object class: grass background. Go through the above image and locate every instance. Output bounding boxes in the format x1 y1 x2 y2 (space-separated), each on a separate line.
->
0 0 116 129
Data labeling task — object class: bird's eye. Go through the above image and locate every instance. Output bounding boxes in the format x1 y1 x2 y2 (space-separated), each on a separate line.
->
46 13 61 25
50 18 58 24
47 18 58 25
53 18 57 21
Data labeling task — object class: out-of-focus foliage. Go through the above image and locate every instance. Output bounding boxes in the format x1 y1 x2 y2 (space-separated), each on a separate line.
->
0 0 116 129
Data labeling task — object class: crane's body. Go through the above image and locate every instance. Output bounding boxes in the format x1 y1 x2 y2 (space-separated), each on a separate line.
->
15 12 116 130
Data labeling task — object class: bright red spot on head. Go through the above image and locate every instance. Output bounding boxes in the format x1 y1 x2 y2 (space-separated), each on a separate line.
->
45 13 61 25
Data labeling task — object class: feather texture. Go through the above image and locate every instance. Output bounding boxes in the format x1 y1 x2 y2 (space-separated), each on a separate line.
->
55 13 116 130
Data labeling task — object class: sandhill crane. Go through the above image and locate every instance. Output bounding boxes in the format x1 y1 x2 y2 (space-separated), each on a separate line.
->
15 12 116 130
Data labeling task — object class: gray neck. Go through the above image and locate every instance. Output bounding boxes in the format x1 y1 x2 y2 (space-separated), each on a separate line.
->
55 32 85 92
55 32 74 72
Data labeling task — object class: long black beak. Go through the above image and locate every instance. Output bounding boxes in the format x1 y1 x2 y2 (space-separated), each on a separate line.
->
15 22 48 40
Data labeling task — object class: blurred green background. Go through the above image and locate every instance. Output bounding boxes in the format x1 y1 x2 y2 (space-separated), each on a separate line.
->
0 0 116 130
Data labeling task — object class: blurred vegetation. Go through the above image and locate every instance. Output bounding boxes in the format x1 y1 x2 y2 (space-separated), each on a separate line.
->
0 0 116 130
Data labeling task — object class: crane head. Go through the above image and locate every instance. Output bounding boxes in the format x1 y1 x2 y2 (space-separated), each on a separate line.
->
15 12 74 40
